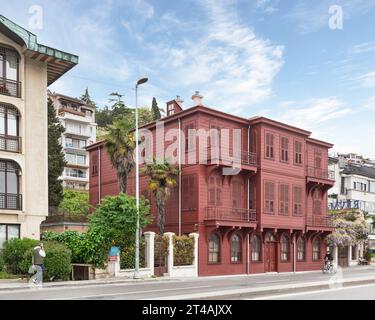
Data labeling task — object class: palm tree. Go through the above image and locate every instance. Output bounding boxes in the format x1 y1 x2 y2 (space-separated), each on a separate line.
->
105 118 135 193
142 159 179 235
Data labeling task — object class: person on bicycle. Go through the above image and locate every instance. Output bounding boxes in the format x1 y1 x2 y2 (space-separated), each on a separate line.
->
324 250 334 266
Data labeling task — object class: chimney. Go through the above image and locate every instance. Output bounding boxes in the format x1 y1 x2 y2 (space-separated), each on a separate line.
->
175 95 184 108
192 91 203 106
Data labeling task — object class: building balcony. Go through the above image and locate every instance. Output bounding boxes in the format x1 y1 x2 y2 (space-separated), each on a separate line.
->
59 109 93 123
306 215 334 231
204 206 257 227
0 78 21 98
306 166 335 191
206 147 257 172
0 135 21 153
0 193 22 210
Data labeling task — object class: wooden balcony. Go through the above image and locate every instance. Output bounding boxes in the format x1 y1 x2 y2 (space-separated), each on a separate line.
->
0 78 21 98
306 166 335 192
306 215 334 231
0 135 21 153
0 193 22 210
206 147 257 172
204 206 257 227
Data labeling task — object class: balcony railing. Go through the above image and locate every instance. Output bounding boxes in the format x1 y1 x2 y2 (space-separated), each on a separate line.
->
306 216 334 228
0 193 22 210
0 78 21 98
306 166 335 180
205 206 257 222
206 147 257 166
0 135 21 153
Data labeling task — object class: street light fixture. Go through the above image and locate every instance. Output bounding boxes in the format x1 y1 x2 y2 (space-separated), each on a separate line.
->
134 77 148 279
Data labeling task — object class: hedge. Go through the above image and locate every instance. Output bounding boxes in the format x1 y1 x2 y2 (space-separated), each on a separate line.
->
0 253 4 272
173 236 194 266
120 239 146 269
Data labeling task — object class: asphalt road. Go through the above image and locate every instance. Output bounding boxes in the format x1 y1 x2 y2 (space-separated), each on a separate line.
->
253 283 375 300
0 266 374 300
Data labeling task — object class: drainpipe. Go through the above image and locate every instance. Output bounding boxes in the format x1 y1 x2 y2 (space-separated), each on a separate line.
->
247 125 251 274
178 118 182 236
293 235 296 273
98 146 101 204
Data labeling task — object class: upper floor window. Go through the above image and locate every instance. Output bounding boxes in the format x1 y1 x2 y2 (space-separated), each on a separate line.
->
315 149 322 169
265 181 275 214
91 153 99 177
182 175 196 211
208 233 220 264
279 184 289 215
265 132 274 159
230 234 242 263
208 174 222 206
0 46 20 97
185 123 196 152
293 186 303 216
0 103 20 153
313 189 322 215
232 179 243 208
281 137 289 162
294 141 303 165
0 160 21 210
167 103 174 116
66 153 86 165
66 137 87 149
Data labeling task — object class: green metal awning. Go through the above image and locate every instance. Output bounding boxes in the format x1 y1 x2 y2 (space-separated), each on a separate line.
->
0 15 78 85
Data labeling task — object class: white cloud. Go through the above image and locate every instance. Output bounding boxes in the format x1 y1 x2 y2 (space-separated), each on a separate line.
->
364 96 375 109
356 71 375 88
350 41 375 54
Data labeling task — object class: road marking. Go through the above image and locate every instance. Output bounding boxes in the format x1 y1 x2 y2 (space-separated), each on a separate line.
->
48 285 212 300
255 279 291 284
249 283 375 300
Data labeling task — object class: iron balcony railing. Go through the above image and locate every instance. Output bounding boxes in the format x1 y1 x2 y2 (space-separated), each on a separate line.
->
205 206 257 222
206 147 257 166
306 166 335 180
0 135 21 153
0 193 22 210
306 216 334 228
0 77 21 98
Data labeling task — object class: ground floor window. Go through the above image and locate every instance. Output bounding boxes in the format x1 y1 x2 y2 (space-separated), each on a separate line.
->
281 235 290 262
208 234 220 264
297 237 305 261
230 234 242 263
252 235 261 262
0 224 20 249
351 245 357 261
313 238 320 261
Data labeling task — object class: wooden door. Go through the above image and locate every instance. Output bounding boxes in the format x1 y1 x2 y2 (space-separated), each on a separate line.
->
265 242 277 272
338 246 349 267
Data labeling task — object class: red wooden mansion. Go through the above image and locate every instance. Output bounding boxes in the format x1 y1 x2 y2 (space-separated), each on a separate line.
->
87 93 335 276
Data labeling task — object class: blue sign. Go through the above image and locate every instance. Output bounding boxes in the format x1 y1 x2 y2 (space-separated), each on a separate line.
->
329 199 360 211
109 246 120 257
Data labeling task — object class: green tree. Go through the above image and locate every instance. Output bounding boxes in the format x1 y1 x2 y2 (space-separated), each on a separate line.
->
142 159 179 235
80 87 97 109
151 97 161 120
48 98 66 207
105 118 136 193
59 189 90 215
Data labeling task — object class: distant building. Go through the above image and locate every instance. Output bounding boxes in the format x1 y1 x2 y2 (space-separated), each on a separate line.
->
329 154 375 263
0 15 78 246
48 92 97 191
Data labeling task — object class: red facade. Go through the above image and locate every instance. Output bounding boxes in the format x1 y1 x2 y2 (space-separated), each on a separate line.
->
87 100 335 276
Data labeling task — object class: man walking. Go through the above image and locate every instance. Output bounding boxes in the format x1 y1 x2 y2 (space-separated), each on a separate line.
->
30 243 46 287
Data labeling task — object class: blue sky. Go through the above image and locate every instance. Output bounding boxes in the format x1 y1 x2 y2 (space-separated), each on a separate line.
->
3 0 375 157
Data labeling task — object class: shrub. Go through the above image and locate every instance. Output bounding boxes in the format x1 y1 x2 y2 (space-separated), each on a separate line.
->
0 253 4 272
21 242 72 281
120 239 146 269
2 238 39 274
173 236 194 266
59 189 90 215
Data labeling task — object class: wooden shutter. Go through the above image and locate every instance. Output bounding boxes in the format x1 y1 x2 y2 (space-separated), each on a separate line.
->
265 133 274 159
280 184 289 215
265 181 275 213
281 137 289 162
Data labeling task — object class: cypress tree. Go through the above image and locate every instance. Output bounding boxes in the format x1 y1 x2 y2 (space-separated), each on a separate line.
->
48 98 66 208
151 97 161 120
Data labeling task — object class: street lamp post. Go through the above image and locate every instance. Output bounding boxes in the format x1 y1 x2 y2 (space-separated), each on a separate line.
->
134 77 148 279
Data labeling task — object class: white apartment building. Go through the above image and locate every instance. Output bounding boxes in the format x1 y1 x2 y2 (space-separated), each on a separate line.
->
0 15 78 246
48 92 96 191
329 155 375 257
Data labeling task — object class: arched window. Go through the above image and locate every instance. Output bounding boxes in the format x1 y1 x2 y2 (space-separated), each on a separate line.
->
0 45 20 97
297 237 305 261
231 178 244 208
313 189 322 215
208 174 222 206
252 235 262 262
0 103 20 152
281 235 290 262
0 160 21 210
208 233 220 263
231 234 242 263
313 238 321 261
